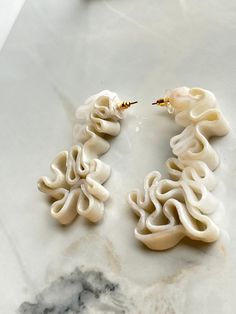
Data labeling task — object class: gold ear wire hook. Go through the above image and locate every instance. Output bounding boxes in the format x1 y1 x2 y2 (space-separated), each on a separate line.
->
152 98 170 106
118 101 138 111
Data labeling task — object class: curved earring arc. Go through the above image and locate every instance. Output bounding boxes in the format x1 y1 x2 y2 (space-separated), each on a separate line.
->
128 86 230 251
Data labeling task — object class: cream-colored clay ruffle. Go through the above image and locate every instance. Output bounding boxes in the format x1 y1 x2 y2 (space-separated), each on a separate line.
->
128 87 229 250
38 90 123 224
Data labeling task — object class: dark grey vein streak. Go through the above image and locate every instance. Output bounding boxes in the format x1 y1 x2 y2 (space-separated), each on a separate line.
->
19 268 127 314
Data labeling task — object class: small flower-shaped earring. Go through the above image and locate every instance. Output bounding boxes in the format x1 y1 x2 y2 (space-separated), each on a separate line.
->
38 90 137 225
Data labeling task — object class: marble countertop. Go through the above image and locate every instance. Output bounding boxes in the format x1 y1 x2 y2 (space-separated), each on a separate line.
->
1 0 236 313
0 0 25 50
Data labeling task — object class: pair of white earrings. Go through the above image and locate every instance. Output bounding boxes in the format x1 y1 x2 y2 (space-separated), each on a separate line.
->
38 87 229 251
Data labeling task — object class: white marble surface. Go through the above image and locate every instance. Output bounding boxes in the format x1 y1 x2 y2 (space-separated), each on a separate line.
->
0 0 236 313
0 0 25 50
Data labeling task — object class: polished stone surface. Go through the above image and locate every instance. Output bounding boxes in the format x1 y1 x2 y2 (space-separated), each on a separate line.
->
0 0 236 313
0 0 25 50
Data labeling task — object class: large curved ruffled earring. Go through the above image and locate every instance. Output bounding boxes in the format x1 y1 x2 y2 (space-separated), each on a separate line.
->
38 90 136 225
128 87 230 251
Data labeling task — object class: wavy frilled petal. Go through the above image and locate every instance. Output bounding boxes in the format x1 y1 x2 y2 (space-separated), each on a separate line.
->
38 151 70 193
65 145 90 185
50 187 79 225
129 172 220 250
38 146 89 194
135 225 185 251
180 161 217 191
170 88 229 169
86 159 111 202
74 90 123 143
76 183 104 222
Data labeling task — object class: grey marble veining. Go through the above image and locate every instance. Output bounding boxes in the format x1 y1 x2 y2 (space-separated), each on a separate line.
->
0 0 236 313
19 268 124 314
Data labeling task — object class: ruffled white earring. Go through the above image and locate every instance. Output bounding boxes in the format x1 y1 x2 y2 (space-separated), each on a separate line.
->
38 90 136 225
128 87 230 251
